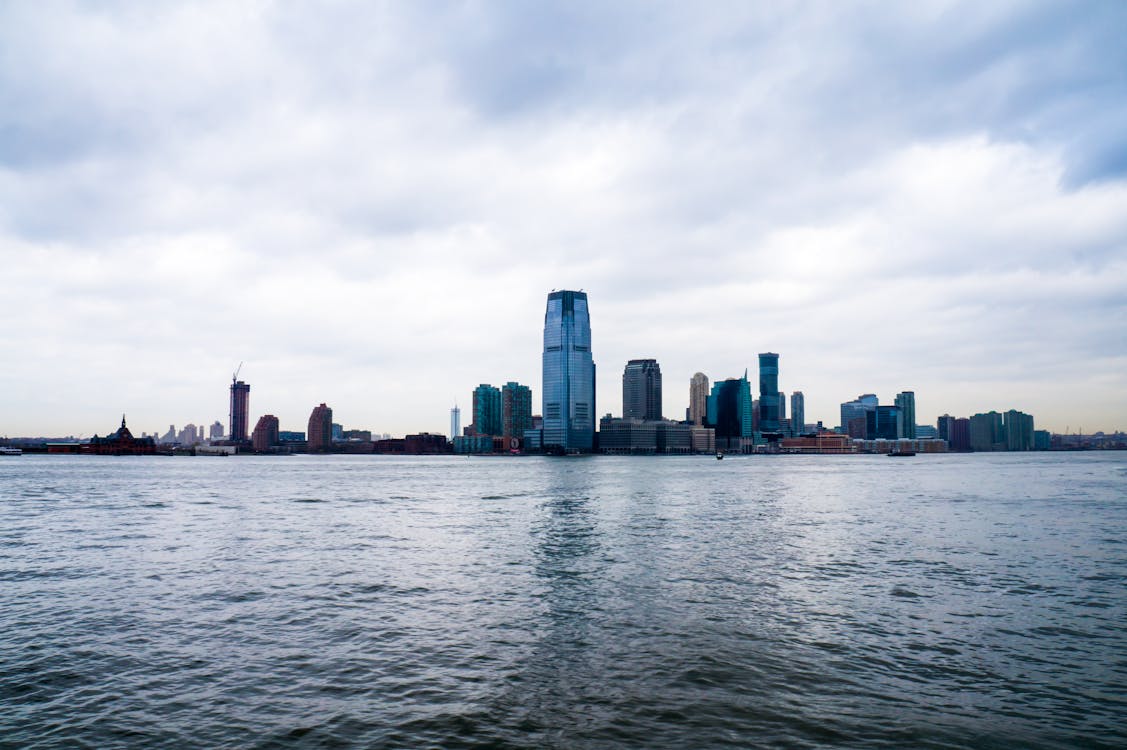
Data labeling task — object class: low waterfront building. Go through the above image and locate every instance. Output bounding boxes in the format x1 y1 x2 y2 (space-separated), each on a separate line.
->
81 416 156 455
780 432 853 454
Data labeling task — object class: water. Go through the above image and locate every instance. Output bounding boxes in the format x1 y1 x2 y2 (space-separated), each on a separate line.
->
1 453 1125 749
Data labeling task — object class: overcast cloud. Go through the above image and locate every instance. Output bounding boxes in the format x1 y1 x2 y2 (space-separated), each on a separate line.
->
2 0 1125 437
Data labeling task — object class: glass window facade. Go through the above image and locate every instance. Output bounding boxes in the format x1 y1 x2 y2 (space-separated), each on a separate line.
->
542 291 595 452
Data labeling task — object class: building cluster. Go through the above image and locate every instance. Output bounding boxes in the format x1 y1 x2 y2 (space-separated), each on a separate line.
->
24 290 1119 458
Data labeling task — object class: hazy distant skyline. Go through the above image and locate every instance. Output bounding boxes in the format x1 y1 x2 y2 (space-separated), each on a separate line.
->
2 2 1126 437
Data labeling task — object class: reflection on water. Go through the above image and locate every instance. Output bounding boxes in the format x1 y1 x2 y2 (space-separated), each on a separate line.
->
1 453 1126 748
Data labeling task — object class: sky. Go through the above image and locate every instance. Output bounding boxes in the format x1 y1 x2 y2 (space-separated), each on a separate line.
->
2 0 1126 438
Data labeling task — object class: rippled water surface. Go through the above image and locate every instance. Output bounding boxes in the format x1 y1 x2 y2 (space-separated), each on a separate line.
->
2 453 1125 748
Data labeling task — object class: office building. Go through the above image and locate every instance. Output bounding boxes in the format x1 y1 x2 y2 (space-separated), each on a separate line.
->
873 405 900 441
950 418 971 452
1033 429 1051 450
622 359 662 421
790 391 805 435
841 394 878 438
895 391 916 439
542 290 596 453
502 381 533 444
252 415 280 452
450 404 461 442
707 374 754 448
1004 410 1035 451
969 411 1004 451
937 414 955 442
689 372 709 426
758 353 781 433
209 421 224 441
307 403 333 453
473 384 503 437
229 379 250 443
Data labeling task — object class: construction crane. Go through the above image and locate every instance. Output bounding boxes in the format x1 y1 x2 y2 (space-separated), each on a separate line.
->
232 361 243 384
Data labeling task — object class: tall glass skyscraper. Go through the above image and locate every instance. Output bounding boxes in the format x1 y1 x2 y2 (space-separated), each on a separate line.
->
758 352 781 433
542 290 595 453
622 359 662 421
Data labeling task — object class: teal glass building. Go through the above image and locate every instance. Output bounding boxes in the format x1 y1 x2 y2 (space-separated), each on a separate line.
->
542 290 595 452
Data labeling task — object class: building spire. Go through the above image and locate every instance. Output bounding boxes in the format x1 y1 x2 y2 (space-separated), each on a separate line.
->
121 414 127 429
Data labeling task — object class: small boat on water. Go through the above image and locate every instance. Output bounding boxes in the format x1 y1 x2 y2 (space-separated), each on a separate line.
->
0 446 22 456
716 452 724 460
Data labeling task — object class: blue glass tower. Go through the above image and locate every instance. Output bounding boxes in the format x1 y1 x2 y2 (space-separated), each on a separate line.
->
542 290 595 452
758 352 780 433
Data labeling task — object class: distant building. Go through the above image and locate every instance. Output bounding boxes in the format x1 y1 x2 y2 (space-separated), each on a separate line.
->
1004 410 1035 451
937 414 955 442
542 290 595 453
473 384 503 437
950 418 971 452
690 426 716 453
307 403 333 453
707 374 754 450
841 394 878 439
453 435 494 454
895 391 916 439
969 411 1004 451
341 429 371 441
622 359 662 421
279 430 305 442
252 415 280 452
873 405 900 441
1033 429 1051 450
915 424 938 439
598 415 657 454
405 433 450 454
689 373 709 426
790 391 805 435
450 404 461 444
502 382 533 446
230 379 250 443
81 415 156 455
331 423 344 441
781 432 853 454
758 353 781 433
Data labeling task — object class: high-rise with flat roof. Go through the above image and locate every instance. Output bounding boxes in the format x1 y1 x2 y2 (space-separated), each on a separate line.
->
502 381 533 444
450 404 461 442
758 353 781 433
229 379 250 442
895 391 916 439
622 359 662 421
252 414 279 452
707 375 754 442
473 384 502 437
790 391 805 435
542 290 595 453
689 372 709 426
307 403 333 453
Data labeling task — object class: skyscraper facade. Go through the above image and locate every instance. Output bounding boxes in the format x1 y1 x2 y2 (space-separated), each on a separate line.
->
841 394 879 438
473 384 503 436
706 376 754 441
251 414 279 452
542 290 595 453
895 391 916 439
1004 410 1034 451
790 391 805 435
622 359 662 421
502 381 533 444
758 353 781 433
229 379 250 442
307 403 333 453
689 372 709 426
450 404 461 441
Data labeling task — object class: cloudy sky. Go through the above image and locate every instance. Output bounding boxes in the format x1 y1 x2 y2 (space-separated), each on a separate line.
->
2 1 1125 438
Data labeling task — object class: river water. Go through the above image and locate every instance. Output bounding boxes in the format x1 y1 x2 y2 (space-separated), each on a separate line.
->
1 453 1125 748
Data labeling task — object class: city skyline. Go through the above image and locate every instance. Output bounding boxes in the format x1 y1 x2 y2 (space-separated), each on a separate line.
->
1 4 1125 437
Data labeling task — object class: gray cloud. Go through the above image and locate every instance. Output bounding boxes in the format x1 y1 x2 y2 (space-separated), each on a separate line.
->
1 1 1125 437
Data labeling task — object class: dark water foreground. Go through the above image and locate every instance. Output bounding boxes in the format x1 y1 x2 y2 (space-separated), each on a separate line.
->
1 453 1125 749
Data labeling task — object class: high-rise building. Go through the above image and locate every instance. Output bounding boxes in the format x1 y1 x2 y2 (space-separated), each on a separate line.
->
950 417 971 451
307 403 333 453
450 404 461 442
895 391 916 439
689 373 709 426
473 384 503 437
209 421 224 441
230 379 250 442
707 375 754 441
758 353 781 433
840 394 879 438
502 381 533 444
873 405 900 440
622 359 662 421
790 391 805 435
969 411 1004 451
252 414 280 452
1004 410 1035 451
542 290 595 453
937 414 955 442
